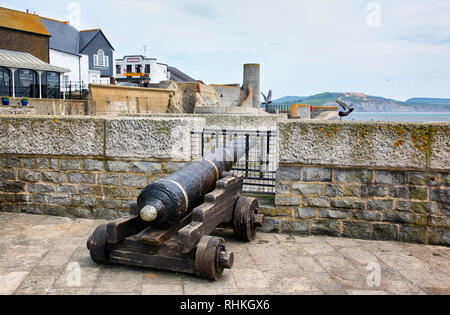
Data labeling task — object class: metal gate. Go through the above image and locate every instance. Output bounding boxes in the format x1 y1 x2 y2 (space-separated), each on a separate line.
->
191 129 277 194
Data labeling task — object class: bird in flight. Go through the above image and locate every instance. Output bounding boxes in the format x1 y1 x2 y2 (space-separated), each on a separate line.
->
336 100 355 120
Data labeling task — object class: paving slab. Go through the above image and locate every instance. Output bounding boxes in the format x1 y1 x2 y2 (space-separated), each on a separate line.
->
0 213 448 295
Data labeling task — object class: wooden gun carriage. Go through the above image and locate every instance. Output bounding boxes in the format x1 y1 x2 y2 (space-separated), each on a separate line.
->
87 140 264 280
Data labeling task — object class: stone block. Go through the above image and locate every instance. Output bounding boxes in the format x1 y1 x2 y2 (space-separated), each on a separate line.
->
98 174 121 186
343 184 360 196
20 203 42 214
106 161 129 173
77 185 101 195
388 186 428 200
281 219 309 235
302 167 332 182
295 208 317 219
121 174 147 187
292 183 324 195
57 185 77 194
59 160 82 171
278 121 433 169
68 172 96 184
408 172 439 186
367 199 394 211
400 225 426 244
395 201 434 214
383 212 427 225
43 205 67 217
83 159 105 171
303 196 330 208
342 221 371 239
27 183 55 193
0 181 26 193
0 168 16 180
21 158 36 169
105 117 204 160
41 172 66 184
375 171 406 184
360 185 387 197
0 116 105 156
331 197 365 209
336 169 373 184
429 125 450 169
372 223 399 241
18 170 40 182
259 218 280 233
430 188 450 203
36 158 58 170
68 208 93 219
310 219 341 237
275 195 300 206
325 184 344 197
276 166 300 181
0 157 20 167
350 210 382 221
428 227 450 246
130 162 162 175
318 209 348 219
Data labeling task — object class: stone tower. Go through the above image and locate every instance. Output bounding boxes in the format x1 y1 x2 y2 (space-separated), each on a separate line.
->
242 64 260 109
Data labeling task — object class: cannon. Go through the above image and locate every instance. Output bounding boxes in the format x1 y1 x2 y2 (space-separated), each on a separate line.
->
87 139 265 280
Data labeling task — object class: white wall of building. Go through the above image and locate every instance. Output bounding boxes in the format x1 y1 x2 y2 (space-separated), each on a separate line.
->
49 49 109 86
115 56 170 83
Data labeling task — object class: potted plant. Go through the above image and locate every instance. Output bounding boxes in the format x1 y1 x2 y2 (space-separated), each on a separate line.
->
21 97 28 106
1 96 10 106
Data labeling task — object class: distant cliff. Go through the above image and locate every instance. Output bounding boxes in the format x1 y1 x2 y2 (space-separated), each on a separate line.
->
272 93 450 112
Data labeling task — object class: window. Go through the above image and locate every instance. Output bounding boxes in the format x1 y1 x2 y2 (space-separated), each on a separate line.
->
94 49 109 68
145 64 150 74
0 67 11 96
136 65 142 73
116 65 121 74
14 69 38 98
126 65 132 73
42 72 60 99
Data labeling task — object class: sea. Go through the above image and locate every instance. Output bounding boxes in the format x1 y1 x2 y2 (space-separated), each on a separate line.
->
342 112 450 122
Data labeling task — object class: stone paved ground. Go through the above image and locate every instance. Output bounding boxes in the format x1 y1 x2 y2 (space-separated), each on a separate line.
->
0 212 449 295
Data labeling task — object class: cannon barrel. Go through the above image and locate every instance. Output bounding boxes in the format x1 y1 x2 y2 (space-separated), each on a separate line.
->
137 138 254 227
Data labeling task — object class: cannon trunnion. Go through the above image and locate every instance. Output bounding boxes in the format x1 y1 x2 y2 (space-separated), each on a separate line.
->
87 171 264 280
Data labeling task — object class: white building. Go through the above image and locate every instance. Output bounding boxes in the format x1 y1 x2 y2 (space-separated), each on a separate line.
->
40 17 113 88
115 55 170 85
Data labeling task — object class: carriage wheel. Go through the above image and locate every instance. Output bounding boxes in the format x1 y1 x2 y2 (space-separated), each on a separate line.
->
233 196 265 242
195 235 234 280
87 224 110 264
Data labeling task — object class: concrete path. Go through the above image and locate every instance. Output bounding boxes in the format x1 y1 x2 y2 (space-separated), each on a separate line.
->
0 212 448 295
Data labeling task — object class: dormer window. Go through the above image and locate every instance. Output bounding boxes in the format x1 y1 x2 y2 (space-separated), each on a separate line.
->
94 49 109 67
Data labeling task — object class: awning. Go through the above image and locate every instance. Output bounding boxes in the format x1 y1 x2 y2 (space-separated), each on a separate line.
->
0 49 70 73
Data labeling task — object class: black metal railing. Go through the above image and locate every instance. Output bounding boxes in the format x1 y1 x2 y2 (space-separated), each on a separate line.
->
191 129 278 194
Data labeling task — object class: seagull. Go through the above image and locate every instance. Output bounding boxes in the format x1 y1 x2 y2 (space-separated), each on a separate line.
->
336 100 355 120
261 90 272 111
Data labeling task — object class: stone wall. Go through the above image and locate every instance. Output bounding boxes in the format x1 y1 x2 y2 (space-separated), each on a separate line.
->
268 120 449 245
89 84 177 115
210 84 241 107
0 115 204 219
3 98 93 116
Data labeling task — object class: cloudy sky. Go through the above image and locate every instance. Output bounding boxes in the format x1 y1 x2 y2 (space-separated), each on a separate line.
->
3 0 450 100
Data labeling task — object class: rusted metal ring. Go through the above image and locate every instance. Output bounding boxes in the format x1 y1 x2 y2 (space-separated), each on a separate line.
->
204 158 219 181
158 179 189 213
